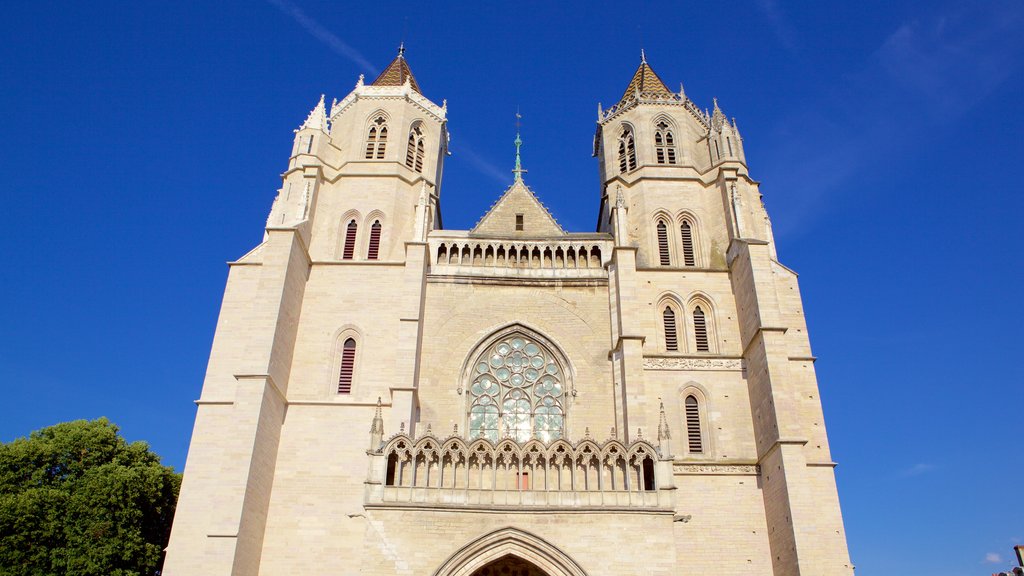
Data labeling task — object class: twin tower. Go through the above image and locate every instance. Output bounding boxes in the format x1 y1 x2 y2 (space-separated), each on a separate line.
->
165 48 855 576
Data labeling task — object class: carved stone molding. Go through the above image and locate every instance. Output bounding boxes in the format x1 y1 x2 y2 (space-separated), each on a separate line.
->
643 357 744 371
673 463 759 475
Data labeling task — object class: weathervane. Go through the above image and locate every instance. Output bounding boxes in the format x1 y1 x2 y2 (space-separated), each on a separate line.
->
513 108 527 182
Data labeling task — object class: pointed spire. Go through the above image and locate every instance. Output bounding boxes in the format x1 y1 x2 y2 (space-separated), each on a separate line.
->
657 400 671 441
657 399 672 460
369 397 384 451
711 97 727 132
300 94 328 132
618 52 673 106
372 45 421 93
512 109 527 182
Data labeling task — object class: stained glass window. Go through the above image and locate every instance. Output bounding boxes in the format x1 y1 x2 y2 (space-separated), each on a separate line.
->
468 334 565 443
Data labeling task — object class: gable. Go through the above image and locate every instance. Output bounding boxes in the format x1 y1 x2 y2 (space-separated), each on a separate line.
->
472 180 565 236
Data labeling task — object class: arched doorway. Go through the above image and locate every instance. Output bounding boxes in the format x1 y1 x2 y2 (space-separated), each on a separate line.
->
432 527 589 576
470 555 549 576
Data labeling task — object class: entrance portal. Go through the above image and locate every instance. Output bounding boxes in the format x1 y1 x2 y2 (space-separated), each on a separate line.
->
470 555 549 576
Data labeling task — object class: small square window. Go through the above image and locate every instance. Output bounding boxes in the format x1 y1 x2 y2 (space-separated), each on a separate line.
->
515 214 524 231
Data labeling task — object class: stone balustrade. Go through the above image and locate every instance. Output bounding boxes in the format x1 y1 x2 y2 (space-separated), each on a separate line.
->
428 235 612 280
365 433 673 509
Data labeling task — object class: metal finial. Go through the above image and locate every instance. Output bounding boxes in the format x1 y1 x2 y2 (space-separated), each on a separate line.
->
512 108 527 182
641 48 646 64
398 42 405 58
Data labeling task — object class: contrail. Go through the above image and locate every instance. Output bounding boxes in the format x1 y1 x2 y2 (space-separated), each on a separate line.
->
266 0 379 76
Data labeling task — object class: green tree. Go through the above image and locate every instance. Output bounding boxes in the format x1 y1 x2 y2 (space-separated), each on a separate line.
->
0 418 180 576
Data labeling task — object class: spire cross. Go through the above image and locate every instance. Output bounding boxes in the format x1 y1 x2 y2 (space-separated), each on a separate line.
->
513 108 527 182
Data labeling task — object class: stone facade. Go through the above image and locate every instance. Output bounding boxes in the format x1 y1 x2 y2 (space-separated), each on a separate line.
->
164 49 855 576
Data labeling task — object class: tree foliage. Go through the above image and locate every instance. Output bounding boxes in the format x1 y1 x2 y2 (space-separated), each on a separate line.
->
0 418 181 576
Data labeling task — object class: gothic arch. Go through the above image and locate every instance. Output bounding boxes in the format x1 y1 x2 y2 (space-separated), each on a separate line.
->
328 326 364 396
655 293 684 353
651 209 675 266
678 382 712 457
337 209 363 260
432 527 589 576
684 292 719 353
675 211 702 267
363 209 387 260
461 323 575 443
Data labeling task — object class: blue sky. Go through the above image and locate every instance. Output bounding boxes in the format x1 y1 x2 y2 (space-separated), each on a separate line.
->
1 1 1022 574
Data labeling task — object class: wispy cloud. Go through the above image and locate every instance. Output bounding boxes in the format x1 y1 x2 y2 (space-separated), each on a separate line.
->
759 1 1024 236
453 140 510 185
266 0 378 75
897 463 936 478
754 0 799 52
983 552 1003 564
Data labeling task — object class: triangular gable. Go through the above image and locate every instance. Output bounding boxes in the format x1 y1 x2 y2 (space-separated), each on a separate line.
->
472 180 565 236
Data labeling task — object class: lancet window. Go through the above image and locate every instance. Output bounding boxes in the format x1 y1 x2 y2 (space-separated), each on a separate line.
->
657 220 671 265
654 121 676 164
337 338 356 394
693 305 709 352
680 220 696 266
617 126 637 173
367 220 382 260
342 219 357 260
685 395 703 453
468 334 565 443
365 115 388 159
405 123 425 173
663 306 678 351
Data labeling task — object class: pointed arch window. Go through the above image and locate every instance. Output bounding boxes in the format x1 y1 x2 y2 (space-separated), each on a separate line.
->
337 338 356 394
654 121 677 165
618 126 637 173
685 395 703 453
693 305 709 352
342 219 358 260
656 220 671 266
367 220 382 260
365 115 388 159
663 307 678 351
680 220 696 267
406 123 426 173
468 334 565 443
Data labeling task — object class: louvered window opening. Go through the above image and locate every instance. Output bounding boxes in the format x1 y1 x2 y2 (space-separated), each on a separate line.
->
657 221 670 266
680 221 695 267
693 306 709 352
618 128 637 173
366 116 388 159
685 395 703 453
375 127 387 159
343 220 357 260
367 221 381 260
338 338 356 394
365 127 377 159
663 307 678 351
406 125 425 173
655 122 676 165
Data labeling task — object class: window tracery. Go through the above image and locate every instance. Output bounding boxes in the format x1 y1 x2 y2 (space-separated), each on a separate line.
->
617 126 637 173
654 121 676 165
365 115 388 159
406 123 425 173
468 334 565 443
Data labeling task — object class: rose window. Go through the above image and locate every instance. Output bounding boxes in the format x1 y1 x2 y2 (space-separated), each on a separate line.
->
468 334 565 443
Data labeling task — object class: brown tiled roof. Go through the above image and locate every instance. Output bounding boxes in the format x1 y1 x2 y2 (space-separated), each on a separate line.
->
371 53 421 93
619 61 672 104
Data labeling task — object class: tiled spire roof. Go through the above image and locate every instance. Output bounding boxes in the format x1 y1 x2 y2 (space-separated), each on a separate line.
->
371 43 421 93
618 51 672 105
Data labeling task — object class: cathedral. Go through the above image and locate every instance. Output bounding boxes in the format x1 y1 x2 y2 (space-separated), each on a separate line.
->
164 47 855 576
